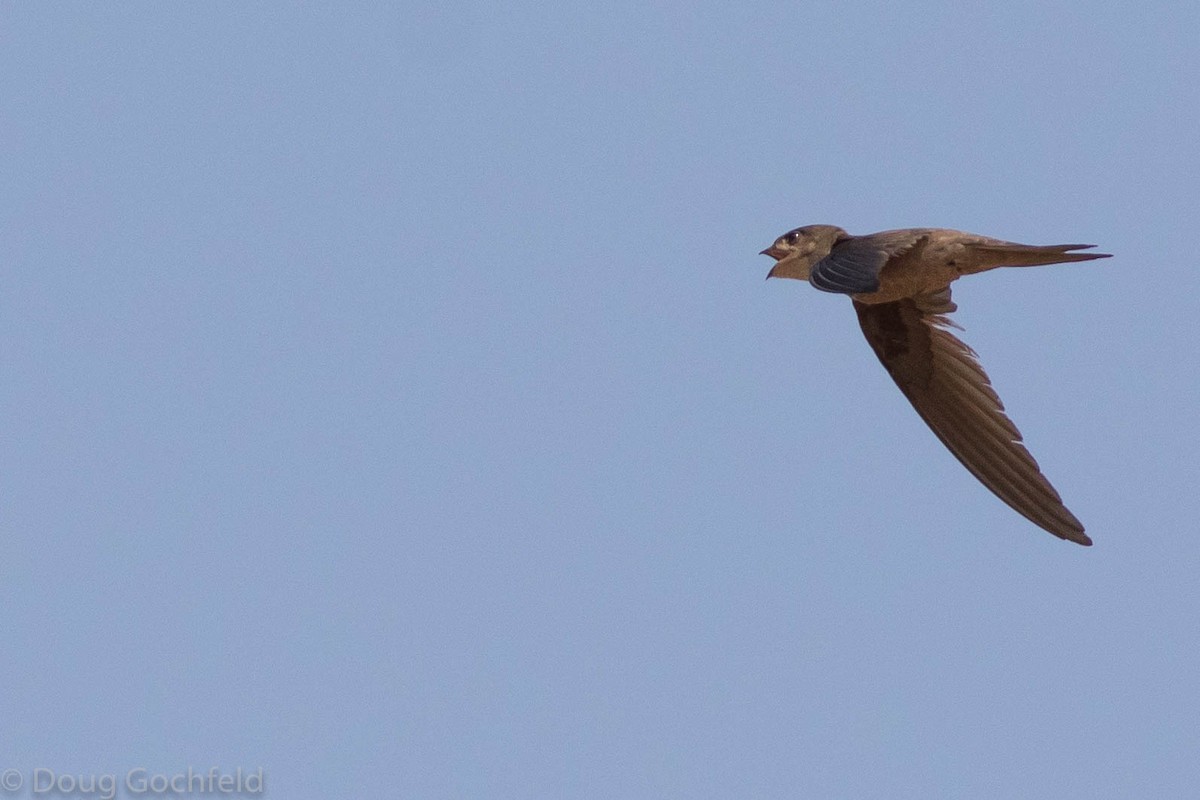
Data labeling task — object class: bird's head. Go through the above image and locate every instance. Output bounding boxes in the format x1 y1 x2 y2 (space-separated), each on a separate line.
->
760 224 847 281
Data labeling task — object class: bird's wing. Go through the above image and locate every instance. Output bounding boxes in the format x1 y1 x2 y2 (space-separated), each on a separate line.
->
852 290 1089 544
810 228 931 294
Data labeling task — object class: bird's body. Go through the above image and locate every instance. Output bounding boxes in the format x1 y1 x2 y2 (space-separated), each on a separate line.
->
761 225 1110 546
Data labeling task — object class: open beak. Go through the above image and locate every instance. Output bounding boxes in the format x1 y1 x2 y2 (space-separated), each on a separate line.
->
764 249 807 281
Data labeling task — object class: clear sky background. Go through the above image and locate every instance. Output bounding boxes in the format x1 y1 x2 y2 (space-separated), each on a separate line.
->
2 3 1198 798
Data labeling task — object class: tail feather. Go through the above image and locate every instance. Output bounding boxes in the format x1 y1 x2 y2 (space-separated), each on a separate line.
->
973 243 1112 268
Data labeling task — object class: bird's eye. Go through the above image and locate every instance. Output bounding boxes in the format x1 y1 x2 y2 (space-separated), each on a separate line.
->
785 232 800 244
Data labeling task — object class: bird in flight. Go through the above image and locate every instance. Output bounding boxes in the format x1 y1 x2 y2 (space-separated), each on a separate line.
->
760 225 1110 545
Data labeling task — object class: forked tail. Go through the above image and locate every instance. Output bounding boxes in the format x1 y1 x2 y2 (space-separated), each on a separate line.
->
974 242 1112 268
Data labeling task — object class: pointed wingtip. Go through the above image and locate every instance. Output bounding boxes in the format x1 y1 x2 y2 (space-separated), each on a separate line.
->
1062 528 1092 546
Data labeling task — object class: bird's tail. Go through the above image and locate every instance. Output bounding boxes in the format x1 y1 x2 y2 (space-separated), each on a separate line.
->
974 243 1112 268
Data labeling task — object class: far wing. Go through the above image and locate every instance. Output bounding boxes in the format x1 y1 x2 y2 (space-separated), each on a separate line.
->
852 291 1089 544
810 229 929 295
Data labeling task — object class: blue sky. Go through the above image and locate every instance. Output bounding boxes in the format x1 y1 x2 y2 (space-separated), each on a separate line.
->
2 2 1198 798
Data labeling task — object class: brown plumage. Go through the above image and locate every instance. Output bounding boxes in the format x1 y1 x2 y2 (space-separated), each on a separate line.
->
760 225 1110 545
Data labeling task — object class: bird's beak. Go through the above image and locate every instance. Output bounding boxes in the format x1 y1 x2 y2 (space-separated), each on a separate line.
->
762 245 789 280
